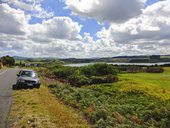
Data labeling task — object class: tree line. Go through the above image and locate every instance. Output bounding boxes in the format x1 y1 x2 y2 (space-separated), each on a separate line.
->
0 55 15 68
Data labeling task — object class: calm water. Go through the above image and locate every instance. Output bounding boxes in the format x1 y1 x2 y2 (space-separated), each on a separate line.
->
65 62 170 67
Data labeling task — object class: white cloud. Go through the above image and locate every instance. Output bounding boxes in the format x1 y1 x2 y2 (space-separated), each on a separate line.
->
65 0 146 23
0 3 30 35
0 4 84 57
96 0 170 55
29 17 82 41
82 33 94 43
1 1 170 58
99 0 170 41
1 0 54 18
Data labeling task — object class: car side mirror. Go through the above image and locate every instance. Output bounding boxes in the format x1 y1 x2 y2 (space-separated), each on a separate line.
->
17 74 20 77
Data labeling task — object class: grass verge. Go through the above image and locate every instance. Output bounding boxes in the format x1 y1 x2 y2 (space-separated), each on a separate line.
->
8 83 90 128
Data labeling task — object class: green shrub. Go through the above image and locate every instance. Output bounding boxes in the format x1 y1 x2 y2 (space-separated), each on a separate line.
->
146 67 164 73
90 76 105 84
47 63 118 86
47 64 63 69
93 63 117 76
68 75 90 87
48 83 170 128
105 74 119 83
80 65 96 77
90 75 118 85
68 74 118 86
80 63 117 77
53 67 77 79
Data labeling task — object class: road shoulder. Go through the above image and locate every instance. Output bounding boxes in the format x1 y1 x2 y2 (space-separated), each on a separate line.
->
8 84 89 128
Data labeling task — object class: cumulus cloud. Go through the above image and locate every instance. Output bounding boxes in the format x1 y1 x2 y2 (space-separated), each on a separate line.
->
1 1 170 58
0 3 84 57
29 17 82 41
96 0 170 55
43 17 82 40
0 3 30 35
65 0 146 23
1 0 54 18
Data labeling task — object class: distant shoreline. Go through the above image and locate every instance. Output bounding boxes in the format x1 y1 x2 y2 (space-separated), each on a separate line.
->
64 62 170 67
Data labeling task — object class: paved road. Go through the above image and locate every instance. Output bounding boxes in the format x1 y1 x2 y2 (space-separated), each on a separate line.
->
0 68 18 128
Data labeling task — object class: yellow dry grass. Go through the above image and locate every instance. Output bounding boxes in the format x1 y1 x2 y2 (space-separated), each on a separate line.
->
8 85 90 128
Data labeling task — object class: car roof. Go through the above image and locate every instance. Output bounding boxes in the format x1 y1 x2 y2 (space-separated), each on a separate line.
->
20 69 35 72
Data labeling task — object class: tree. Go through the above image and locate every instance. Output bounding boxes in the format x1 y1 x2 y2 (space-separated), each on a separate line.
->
0 59 3 69
1 55 15 66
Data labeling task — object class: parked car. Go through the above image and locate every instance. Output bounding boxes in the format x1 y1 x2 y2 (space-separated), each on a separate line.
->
16 69 41 88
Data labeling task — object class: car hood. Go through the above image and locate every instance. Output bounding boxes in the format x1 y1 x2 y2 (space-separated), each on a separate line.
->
19 76 39 81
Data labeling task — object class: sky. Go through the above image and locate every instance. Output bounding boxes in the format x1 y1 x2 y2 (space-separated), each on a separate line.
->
0 0 170 58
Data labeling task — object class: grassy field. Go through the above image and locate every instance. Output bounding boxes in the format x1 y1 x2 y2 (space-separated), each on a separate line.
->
8 67 170 127
118 67 170 100
8 82 90 128
48 67 170 128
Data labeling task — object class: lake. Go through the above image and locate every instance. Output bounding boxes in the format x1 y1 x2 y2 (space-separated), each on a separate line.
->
65 62 170 67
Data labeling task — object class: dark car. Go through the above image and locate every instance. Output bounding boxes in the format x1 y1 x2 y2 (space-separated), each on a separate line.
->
16 69 41 88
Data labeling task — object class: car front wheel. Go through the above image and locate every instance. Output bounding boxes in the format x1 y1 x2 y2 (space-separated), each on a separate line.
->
35 85 40 88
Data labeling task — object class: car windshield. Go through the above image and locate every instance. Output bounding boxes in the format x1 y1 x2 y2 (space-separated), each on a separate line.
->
20 71 37 77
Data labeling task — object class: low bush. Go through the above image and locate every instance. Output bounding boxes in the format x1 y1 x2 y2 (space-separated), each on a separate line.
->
90 75 118 84
38 68 55 78
53 66 77 79
68 74 118 86
80 63 118 77
94 63 118 76
105 74 119 83
48 83 170 128
116 65 165 73
68 75 90 87
80 65 96 77
90 76 105 84
146 67 164 73
48 63 118 86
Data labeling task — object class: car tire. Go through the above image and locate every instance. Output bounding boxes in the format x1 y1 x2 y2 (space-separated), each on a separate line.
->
36 85 40 89
13 84 18 89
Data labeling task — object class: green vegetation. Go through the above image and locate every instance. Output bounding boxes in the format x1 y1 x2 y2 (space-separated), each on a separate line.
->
0 55 15 67
146 67 164 73
9 62 170 128
47 63 118 86
9 82 89 128
46 66 170 128
117 66 164 73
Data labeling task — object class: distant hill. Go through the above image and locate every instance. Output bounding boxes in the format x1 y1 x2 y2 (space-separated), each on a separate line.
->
13 56 31 60
113 55 150 59
60 55 170 63
13 55 170 63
